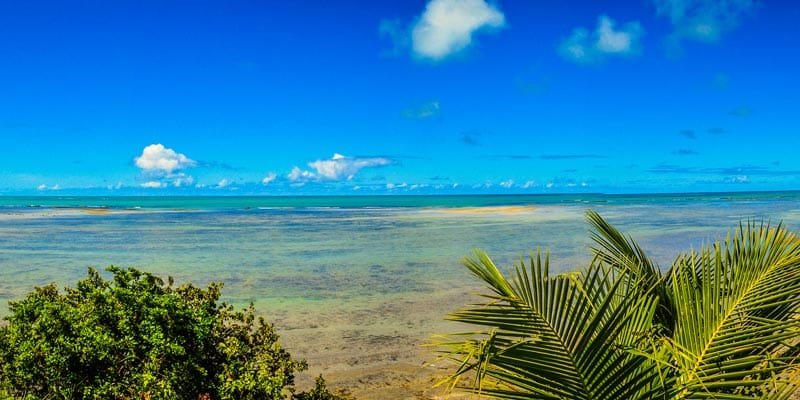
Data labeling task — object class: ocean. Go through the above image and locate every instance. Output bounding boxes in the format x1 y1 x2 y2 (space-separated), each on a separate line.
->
2 192 800 397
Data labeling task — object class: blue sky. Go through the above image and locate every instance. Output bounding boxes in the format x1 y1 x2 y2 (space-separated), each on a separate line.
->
1 0 798 195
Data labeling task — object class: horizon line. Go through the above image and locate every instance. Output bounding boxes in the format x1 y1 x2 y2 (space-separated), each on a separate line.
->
3 189 800 198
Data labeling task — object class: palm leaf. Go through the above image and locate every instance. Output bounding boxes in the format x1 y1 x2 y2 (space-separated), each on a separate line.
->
435 213 800 400
663 222 800 399
436 250 660 399
586 210 676 334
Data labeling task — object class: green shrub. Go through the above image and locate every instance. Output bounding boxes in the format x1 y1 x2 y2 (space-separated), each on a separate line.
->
0 267 348 400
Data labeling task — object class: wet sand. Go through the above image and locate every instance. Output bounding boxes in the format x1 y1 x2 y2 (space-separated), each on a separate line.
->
276 286 477 399
433 205 536 215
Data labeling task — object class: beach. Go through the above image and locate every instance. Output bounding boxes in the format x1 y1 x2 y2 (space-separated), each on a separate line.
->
2 194 800 398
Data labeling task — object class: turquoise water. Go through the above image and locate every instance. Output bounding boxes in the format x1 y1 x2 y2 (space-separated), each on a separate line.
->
3 191 800 209
1 192 800 394
2 192 800 324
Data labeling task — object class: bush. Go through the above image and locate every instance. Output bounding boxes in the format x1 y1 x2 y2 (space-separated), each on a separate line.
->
0 267 348 400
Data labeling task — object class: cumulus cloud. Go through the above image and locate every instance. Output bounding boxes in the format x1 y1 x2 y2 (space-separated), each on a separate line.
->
477 181 493 189
654 0 756 50
381 0 506 61
35 184 60 191
412 0 505 60
141 181 166 188
287 167 315 182
499 179 514 188
217 179 231 188
261 172 278 186
559 15 643 64
729 175 749 184
172 174 194 187
289 153 394 182
386 182 408 190
134 144 196 174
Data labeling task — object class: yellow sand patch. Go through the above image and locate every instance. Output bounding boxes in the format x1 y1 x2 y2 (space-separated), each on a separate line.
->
438 205 536 215
81 208 111 215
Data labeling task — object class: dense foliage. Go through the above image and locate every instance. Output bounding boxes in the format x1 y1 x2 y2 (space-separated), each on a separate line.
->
0 267 348 400
436 211 800 399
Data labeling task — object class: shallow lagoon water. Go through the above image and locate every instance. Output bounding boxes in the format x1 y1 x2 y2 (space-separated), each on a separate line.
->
1 194 799 398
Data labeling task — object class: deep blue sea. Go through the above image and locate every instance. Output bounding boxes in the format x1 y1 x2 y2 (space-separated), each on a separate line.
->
2 192 799 393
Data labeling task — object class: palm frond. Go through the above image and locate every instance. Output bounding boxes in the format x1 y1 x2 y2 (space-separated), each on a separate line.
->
437 250 660 399
586 210 676 334
664 222 800 399
435 213 800 400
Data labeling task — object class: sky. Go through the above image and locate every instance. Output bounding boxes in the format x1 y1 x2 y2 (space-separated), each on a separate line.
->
1 0 798 195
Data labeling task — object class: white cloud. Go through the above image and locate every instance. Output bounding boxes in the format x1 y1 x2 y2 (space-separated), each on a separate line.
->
217 179 231 188
288 166 316 182
654 0 755 48
134 144 196 174
387 182 412 190
559 15 643 64
499 179 514 188
410 0 506 61
261 172 278 186
141 181 166 188
37 184 60 191
522 180 537 189
730 175 749 184
289 153 394 182
596 17 638 53
172 174 194 187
